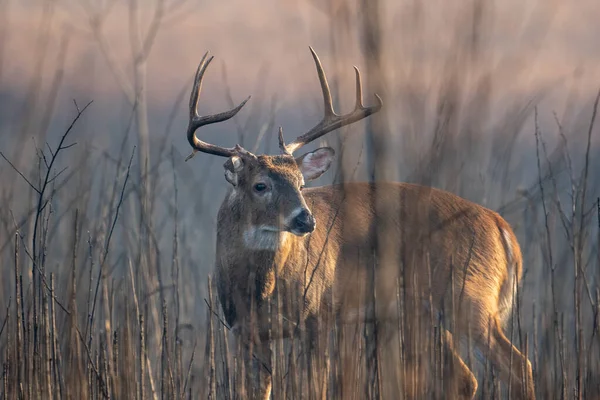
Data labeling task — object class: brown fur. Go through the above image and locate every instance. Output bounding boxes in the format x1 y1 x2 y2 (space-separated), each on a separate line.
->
214 154 535 400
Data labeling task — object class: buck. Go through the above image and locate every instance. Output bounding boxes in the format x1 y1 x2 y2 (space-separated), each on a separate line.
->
185 48 535 399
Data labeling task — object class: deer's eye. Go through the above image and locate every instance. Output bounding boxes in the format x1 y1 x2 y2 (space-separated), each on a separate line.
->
254 183 267 192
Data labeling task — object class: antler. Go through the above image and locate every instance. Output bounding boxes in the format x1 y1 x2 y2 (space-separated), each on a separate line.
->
279 47 383 155
186 52 251 161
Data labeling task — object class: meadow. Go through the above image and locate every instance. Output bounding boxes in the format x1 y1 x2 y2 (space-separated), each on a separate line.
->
0 0 599 398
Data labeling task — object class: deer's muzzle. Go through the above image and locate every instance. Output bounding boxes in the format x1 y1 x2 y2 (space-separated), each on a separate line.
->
289 209 316 235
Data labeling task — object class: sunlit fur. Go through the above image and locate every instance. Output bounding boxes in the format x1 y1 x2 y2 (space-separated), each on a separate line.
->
215 153 534 400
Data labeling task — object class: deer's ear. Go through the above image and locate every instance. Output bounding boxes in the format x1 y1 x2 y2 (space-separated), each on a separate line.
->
223 156 243 186
296 147 335 181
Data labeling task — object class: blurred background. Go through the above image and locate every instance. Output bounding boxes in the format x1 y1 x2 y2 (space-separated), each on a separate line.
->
0 0 599 398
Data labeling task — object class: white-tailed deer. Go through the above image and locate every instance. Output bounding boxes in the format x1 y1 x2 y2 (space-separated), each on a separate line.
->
185 48 535 399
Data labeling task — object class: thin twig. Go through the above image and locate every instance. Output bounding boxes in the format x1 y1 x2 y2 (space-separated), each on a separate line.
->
0 152 41 194
88 147 136 348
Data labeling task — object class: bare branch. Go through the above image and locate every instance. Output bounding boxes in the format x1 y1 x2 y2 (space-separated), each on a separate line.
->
88 146 136 349
0 152 41 194
59 142 77 151
47 166 69 186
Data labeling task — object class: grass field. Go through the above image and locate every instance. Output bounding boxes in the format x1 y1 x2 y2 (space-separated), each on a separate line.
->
0 1 599 398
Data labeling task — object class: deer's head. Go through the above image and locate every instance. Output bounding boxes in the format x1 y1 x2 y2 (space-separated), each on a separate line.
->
221 148 335 237
184 48 381 243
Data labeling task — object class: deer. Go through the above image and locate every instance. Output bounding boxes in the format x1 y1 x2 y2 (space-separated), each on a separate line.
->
184 48 535 400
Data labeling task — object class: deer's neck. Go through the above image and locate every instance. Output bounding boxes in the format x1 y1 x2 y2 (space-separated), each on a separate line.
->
240 228 304 268
223 228 304 305
241 225 290 252
218 192 307 269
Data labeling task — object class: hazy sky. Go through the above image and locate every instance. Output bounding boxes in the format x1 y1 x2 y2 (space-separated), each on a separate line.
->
4 0 599 100
1 0 599 155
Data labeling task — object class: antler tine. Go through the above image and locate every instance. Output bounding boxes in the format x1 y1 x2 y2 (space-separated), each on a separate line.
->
278 127 290 155
186 52 251 161
353 66 383 111
353 66 364 109
281 47 383 155
310 46 336 119
188 52 211 121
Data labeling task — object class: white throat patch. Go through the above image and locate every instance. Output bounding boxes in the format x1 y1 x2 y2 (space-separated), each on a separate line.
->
243 225 289 251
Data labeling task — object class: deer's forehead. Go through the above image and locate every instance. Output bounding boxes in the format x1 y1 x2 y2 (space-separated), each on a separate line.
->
256 156 302 184
258 154 296 168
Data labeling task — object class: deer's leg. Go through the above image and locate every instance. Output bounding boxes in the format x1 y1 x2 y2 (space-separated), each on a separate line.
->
256 342 273 400
441 330 478 400
489 317 534 400
244 340 272 400
473 316 535 400
236 331 272 400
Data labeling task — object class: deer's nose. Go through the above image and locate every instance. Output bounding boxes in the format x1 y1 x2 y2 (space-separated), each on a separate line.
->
290 209 316 234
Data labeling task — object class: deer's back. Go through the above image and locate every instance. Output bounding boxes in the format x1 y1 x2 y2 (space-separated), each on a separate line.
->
303 182 521 319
